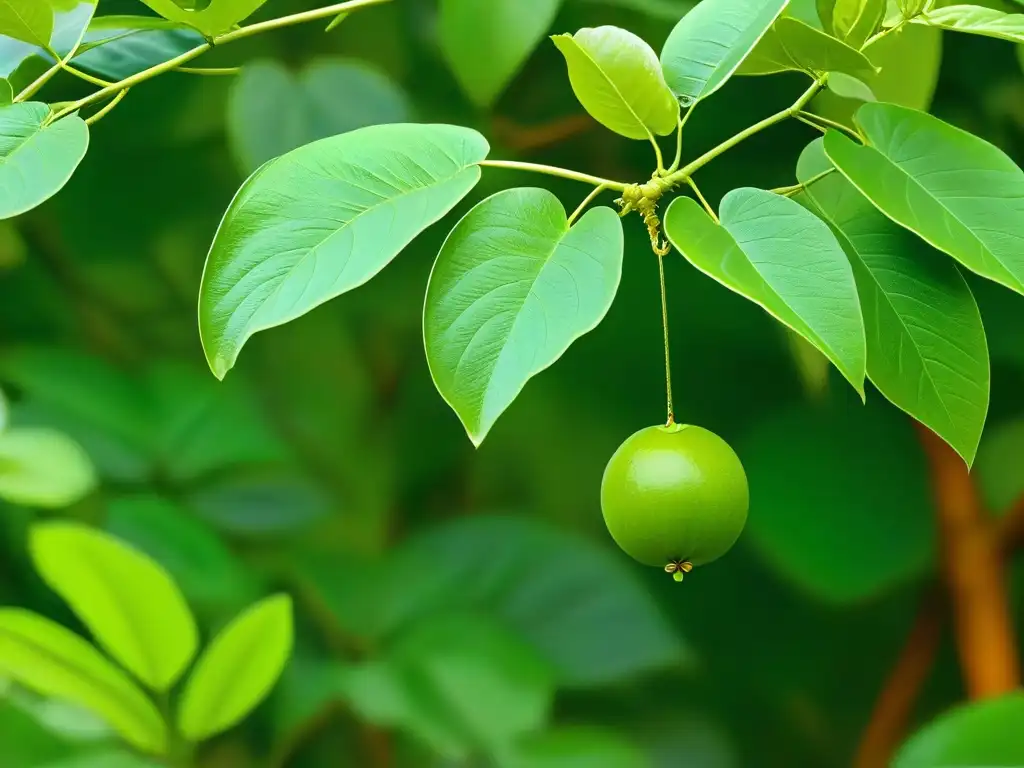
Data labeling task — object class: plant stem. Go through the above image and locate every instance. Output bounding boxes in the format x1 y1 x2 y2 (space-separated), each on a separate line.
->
568 183 609 225
63 63 113 87
85 89 128 125
479 159 628 190
17 43 84 102
795 110 861 140
176 66 242 76
49 0 390 121
665 107 693 175
657 251 674 426
686 178 718 222
769 167 835 197
650 134 666 175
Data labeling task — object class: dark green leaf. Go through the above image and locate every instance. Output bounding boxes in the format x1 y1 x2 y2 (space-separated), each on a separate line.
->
824 103 1024 296
506 728 647 768
575 0 697 21
199 123 489 380
664 189 867 395
738 17 878 79
0 78 10 104
0 427 95 508
798 138 989 465
424 188 623 446
187 470 332 536
30 522 198 692
915 4 1024 42
974 417 1024 514
74 16 203 80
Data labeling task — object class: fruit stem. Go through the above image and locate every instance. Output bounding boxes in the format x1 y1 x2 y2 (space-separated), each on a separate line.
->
657 251 675 426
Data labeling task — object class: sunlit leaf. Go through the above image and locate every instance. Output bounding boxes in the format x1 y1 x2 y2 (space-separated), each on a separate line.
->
664 189 866 395
552 26 678 140
824 103 1024 296
0 427 95 508
438 0 562 108
0 104 88 220
0 609 165 753
914 4 1024 43
177 595 293 741
199 123 489 380
136 0 269 38
74 16 203 80
425 188 623 446
0 0 53 48
798 138 989 465
826 72 875 101
829 0 885 46
30 522 198 692
660 0 789 104
738 17 878 79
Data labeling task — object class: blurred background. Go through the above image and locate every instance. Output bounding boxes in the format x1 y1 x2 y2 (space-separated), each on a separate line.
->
1 0 1023 766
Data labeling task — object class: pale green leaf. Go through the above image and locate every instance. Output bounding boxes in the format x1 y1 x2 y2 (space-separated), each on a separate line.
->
48 0 96 56
914 4 1024 43
199 123 489 380
831 0 885 46
824 102 1024 295
74 16 203 80
0 104 88 220
136 0 268 38
897 0 927 18
894 692 1024 768
424 188 623 446
660 0 789 103
0 0 52 48
827 72 875 101
664 188 866 395
0 427 95 508
0 78 10 105
438 0 562 108
227 57 411 174
0 609 166 753
177 595 293 741
552 26 678 140
738 17 878 78
30 522 198 692
798 138 989 465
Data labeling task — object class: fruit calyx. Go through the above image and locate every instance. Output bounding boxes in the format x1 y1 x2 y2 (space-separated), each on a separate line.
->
664 559 693 583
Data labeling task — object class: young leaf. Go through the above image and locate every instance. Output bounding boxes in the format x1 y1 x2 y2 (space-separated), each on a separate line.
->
30 522 198 692
664 189 866 395
0 428 96 508
177 594 293 742
0 0 53 48
738 17 878 79
0 104 88 220
73 16 204 80
827 72 875 101
660 0 789 104
824 103 1024 296
914 5 1024 43
199 123 489 380
552 26 678 140
798 139 989 465
136 0 269 38
424 188 624 446
0 609 166 753
831 0 886 46
438 0 562 108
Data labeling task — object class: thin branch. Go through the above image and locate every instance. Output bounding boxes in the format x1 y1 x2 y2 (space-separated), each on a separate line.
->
175 66 242 76
686 178 718 222
490 114 593 152
770 168 836 197
85 89 128 126
998 497 1024 553
568 183 609 225
796 110 862 141
650 133 666 174
62 63 113 88
479 159 628 190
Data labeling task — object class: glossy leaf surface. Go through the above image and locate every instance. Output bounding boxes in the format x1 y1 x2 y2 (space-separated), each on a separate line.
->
739 17 877 78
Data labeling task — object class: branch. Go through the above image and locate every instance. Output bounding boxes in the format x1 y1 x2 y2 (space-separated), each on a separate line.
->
490 114 594 152
916 425 1020 698
999 497 1024 553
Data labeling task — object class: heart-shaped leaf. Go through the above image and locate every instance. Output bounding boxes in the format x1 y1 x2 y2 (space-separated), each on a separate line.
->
424 187 623 446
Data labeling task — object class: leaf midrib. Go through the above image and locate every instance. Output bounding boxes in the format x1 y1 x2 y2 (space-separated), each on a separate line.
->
564 35 651 138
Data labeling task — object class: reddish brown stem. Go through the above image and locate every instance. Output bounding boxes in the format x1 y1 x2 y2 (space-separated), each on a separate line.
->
491 114 594 152
999 497 1024 553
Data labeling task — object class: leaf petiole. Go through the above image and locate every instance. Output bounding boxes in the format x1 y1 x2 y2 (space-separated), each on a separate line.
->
568 183 610 225
478 160 629 191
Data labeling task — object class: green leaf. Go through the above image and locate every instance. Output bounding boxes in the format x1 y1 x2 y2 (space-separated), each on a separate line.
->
343 614 553 760
199 123 489 380
664 189 866 395
0 427 95 508
48 0 97 56
0 104 88 220
438 0 562 108
824 103 1024 296
227 57 411 174
188 470 331 536
827 72 875 101
974 417 1024 514
830 0 886 46
797 138 989 465
0 78 10 105
660 0 789 104
73 16 203 80
30 522 198 692
506 728 647 768
914 4 1024 42
424 188 623 446
894 692 1024 768
741 399 935 603
738 17 878 79
136 0 268 38
575 0 697 21
0 0 52 48
40 752 162 768
177 594 293 742
0 609 166 753
552 26 678 140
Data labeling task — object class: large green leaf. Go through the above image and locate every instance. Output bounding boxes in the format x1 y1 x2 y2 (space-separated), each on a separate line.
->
0 609 165 753
73 16 203 80
0 104 88 220
914 4 1024 42
177 595 293 741
0 0 95 81
797 138 989 465
199 123 489 380
47 0 96 55
30 522 198 692
664 189 866 395
738 17 878 78
660 0 789 104
741 399 935 603
824 103 1024 296
0 427 95 508
343 614 554 760
894 692 1024 768
424 188 623 446
227 57 411 174
438 0 562 108
552 26 678 140
136 0 268 38
0 0 52 48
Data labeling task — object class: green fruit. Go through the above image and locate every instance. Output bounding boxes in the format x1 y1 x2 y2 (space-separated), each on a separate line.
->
600 423 749 573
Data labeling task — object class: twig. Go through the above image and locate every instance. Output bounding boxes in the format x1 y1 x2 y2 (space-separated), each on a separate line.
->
490 114 594 152
85 89 128 126
998 497 1024 553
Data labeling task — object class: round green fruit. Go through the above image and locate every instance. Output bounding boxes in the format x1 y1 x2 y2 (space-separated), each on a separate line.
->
600 423 749 574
